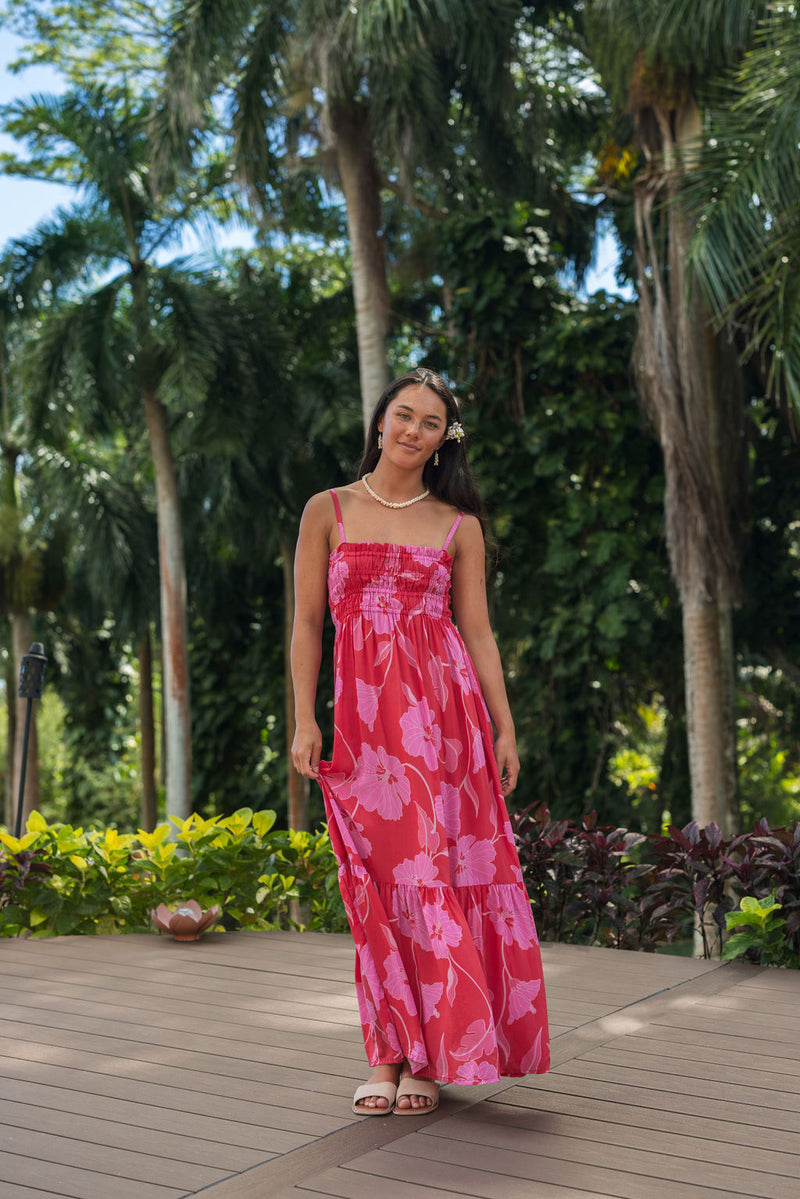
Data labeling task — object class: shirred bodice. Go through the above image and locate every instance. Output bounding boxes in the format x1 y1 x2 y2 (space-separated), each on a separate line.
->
328 542 453 626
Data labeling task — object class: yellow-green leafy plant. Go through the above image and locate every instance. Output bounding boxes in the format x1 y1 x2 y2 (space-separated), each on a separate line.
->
0 808 345 937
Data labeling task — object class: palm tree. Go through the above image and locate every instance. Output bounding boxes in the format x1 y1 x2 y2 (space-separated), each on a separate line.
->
37 435 161 830
584 0 771 832
179 252 360 829
2 86 235 818
0 263 68 829
683 4 800 421
157 0 531 432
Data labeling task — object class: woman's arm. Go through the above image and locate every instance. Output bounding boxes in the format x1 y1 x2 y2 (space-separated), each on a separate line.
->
290 492 332 779
450 515 520 796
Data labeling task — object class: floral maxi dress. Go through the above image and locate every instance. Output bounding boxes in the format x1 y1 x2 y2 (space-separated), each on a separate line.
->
317 490 549 1085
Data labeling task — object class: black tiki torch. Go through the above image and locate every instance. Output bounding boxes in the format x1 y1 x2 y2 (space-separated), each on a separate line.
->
14 642 47 839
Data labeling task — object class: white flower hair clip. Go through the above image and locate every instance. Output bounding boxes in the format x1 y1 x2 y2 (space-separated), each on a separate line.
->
446 420 465 442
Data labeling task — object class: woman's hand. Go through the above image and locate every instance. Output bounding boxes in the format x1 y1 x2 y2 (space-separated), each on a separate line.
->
292 721 323 779
494 730 520 797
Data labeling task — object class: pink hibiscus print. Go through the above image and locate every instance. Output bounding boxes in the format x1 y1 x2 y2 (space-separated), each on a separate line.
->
423 561 449 606
407 1039 429 1069
452 835 496 886
434 783 461 840
396 899 429 948
420 980 443 1020
386 1021 402 1056
455 1060 498 1085
339 810 373 858
383 950 417 1014
508 978 542 1022
486 891 535 948
356 679 380 730
362 574 403 633
393 852 440 887
357 941 383 1006
400 697 442 770
443 630 473 693
453 1018 495 1060
355 986 378 1034
351 744 411 820
422 899 463 958
328 556 349 604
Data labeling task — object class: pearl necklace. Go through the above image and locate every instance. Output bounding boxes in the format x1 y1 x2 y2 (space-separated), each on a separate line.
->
361 473 429 509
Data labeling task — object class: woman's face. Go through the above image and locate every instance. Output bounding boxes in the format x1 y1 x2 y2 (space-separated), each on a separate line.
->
378 386 448 465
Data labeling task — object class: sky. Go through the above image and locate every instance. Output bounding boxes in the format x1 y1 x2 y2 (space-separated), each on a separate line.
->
0 29 624 291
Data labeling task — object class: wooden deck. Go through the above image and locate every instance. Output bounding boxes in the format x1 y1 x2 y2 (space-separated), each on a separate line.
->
1 931 798 1199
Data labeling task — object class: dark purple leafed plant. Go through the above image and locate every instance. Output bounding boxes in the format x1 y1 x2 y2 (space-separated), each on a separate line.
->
513 806 800 963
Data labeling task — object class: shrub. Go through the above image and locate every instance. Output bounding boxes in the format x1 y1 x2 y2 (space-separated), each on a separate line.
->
0 808 347 938
513 803 800 964
722 892 800 968
3 807 798 966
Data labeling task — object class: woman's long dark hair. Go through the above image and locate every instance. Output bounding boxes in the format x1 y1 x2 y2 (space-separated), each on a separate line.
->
357 368 487 536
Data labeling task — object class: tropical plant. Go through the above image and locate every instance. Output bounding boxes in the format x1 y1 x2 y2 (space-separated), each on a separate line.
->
0 807 347 936
0 266 69 826
685 3 800 420
177 249 360 827
722 892 800 969
514 807 800 962
584 0 774 833
33 432 162 830
158 0 598 430
0 85 246 817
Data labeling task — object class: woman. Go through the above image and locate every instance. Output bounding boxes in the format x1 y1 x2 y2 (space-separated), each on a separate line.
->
292 368 549 1116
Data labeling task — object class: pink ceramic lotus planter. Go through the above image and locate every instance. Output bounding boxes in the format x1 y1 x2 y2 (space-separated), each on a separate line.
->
151 899 220 941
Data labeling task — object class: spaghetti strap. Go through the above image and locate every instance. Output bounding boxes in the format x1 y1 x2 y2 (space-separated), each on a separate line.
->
330 489 346 544
443 512 463 551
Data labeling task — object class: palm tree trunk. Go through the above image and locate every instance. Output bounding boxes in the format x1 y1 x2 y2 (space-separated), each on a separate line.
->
632 92 744 834
682 595 726 827
280 537 309 832
718 601 740 836
143 387 192 819
10 608 40 827
333 105 390 433
138 627 158 832
4 648 16 829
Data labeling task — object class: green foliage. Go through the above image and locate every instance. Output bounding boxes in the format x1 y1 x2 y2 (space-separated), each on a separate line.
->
436 206 678 820
4 808 799 967
0 807 347 937
722 892 800 969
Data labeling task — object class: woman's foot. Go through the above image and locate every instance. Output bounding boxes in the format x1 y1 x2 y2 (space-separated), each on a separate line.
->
394 1065 440 1114
352 1063 401 1115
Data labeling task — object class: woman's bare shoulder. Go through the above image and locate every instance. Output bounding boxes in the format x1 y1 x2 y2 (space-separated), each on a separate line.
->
450 512 484 557
453 512 483 538
299 489 338 532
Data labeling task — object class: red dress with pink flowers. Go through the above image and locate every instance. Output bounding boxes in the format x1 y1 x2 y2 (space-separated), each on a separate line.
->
317 490 549 1085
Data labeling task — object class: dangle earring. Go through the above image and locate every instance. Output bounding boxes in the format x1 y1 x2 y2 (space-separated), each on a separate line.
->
434 450 439 467
378 432 383 449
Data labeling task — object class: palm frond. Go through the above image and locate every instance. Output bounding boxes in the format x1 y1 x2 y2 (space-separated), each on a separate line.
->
585 0 769 105
35 441 158 632
229 7 288 203
150 266 229 403
3 89 152 219
5 202 125 305
153 0 261 172
685 6 800 417
24 276 133 442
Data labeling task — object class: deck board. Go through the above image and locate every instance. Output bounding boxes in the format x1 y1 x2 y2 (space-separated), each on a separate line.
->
1 930 798 1197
